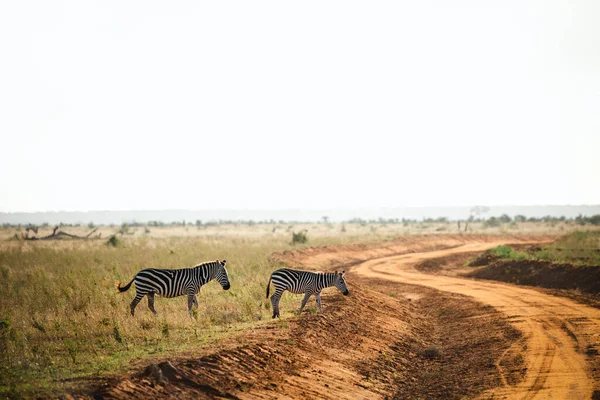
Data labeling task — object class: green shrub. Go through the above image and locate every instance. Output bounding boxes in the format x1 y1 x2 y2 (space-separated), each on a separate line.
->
291 231 308 245
483 217 501 228
487 245 527 260
106 235 121 247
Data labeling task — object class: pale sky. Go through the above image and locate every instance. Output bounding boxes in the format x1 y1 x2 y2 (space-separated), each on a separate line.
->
1 1 599 212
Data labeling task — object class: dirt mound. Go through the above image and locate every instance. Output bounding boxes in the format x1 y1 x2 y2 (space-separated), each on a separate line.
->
415 252 480 273
357 279 526 399
91 287 420 399
468 259 600 294
466 252 497 267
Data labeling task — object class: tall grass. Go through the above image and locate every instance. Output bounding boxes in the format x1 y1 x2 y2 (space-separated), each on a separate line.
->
0 236 298 397
535 231 600 265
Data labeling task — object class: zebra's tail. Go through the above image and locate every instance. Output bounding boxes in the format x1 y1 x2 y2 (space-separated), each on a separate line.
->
266 275 272 299
116 277 135 293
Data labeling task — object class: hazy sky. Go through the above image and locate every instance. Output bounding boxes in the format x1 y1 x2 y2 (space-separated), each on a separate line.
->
1 1 599 212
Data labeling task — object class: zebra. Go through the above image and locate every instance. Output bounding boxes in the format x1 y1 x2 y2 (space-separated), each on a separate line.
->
266 268 349 318
116 259 230 316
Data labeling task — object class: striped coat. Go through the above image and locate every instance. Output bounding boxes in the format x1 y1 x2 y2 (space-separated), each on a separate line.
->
266 268 349 318
117 259 230 316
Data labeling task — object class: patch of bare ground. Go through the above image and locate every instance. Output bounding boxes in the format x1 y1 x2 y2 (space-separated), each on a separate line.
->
467 259 600 294
357 279 526 399
414 252 479 274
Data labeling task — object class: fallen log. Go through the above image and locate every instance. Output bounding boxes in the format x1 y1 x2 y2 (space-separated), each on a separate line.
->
23 226 101 241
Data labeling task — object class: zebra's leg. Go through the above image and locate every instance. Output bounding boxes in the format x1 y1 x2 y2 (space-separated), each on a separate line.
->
130 291 144 316
270 289 284 319
298 291 312 313
147 292 158 315
192 295 199 309
187 293 195 315
315 292 323 313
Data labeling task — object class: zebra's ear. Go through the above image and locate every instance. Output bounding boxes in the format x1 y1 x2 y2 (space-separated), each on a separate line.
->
341 270 345 276
220 259 227 266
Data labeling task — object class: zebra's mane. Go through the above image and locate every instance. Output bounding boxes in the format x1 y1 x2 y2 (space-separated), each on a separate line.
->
194 260 220 268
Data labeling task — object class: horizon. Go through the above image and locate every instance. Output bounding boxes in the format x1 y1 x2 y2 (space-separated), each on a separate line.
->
2 204 600 225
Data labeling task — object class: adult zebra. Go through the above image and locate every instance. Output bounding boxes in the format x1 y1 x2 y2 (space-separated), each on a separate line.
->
266 268 349 318
116 259 230 316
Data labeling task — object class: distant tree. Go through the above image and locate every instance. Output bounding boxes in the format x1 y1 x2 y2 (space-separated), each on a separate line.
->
119 223 129 235
484 216 501 227
514 215 527 223
465 206 490 232
322 216 329 224
498 214 512 224
589 215 600 225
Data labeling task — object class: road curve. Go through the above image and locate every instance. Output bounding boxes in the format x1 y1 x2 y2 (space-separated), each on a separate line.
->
353 243 600 400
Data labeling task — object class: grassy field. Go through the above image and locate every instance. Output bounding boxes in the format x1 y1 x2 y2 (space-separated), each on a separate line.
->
0 235 301 398
484 230 600 266
0 221 596 397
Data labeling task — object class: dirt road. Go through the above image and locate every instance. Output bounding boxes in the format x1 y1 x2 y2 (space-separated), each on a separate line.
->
353 242 600 400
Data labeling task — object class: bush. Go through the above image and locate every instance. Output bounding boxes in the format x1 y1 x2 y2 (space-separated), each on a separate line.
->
487 245 527 260
499 214 512 223
291 231 308 245
483 217 501 228
106 235 121 247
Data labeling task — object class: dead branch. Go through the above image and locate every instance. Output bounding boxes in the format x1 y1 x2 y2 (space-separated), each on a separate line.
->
22 226 102 241
85 227 99 238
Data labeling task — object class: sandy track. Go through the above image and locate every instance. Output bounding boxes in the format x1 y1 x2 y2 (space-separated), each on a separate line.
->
353 243 600 400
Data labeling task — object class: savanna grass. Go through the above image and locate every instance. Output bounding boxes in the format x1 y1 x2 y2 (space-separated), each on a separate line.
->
477 231 600 267
534 230 600 265
0 236 299 397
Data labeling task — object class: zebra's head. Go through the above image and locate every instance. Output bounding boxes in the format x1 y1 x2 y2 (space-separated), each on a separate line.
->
215 259 231 290
334 270 349 296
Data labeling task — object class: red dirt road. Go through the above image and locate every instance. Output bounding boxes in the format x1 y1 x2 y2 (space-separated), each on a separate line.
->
353 243 600 400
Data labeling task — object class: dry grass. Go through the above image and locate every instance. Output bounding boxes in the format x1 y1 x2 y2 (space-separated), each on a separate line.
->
1 220 591 243
0 221 594 397
0 236 299 397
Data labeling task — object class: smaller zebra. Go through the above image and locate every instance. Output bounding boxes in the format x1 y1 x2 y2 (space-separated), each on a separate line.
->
116 259 230 316
266 268 349 318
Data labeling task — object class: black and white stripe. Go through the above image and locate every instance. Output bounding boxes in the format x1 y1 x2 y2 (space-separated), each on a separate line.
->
266 268 349 318
117 259 230 316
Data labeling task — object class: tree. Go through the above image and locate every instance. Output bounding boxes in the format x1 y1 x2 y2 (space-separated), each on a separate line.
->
514 215 527 223
465 206 490 232
498 214 512 224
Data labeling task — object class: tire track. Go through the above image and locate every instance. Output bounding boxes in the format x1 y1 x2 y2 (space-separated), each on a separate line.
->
352 243 599 399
